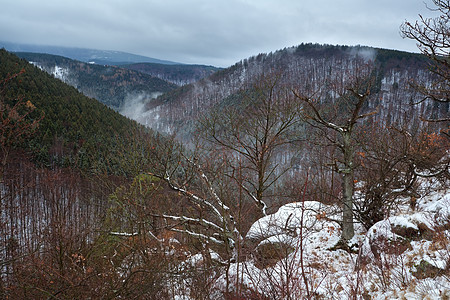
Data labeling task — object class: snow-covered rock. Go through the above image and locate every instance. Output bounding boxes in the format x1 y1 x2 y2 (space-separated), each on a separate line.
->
357 189 450 299
246 201 338 242
244 201 341 268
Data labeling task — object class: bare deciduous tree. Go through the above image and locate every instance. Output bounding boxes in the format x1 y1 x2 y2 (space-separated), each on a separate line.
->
354 125 449 229
199 73 300 217
401 0 449 122
293 62 378 242
109 74 302 268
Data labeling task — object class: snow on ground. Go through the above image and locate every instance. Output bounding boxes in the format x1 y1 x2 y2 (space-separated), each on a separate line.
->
211 179 449 299
28 61 70 82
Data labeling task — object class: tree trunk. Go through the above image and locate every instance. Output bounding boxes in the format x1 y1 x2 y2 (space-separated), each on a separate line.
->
341 132 355 241
342 169 355 240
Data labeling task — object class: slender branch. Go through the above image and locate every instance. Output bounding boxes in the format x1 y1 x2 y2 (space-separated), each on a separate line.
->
152 213 224 233
239 183 268 216
170 228 225 245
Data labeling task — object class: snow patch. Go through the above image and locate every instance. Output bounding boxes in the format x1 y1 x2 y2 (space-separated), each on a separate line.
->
52 65 69 80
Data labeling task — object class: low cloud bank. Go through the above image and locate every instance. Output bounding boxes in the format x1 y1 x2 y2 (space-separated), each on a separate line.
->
119 92 162 125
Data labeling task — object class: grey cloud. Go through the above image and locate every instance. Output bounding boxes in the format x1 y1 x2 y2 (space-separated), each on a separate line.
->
0 0 437 67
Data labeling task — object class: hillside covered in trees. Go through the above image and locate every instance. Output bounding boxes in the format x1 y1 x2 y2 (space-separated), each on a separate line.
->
123 62 221 86
0 49 159 172
0 49 176 297
142 44 446 137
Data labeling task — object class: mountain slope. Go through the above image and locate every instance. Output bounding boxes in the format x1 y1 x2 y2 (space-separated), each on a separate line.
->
142 44 446 135
0 49 153 174
15 52 178 110
1 41 179 65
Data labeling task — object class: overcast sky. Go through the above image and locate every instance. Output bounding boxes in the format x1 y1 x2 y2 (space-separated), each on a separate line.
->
0 0 439 67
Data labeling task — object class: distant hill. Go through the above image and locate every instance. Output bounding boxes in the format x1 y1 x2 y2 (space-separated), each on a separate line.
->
123 63 221 85
15 52 178 111
0 49 155 174
142 44 445 136
0 41 180 65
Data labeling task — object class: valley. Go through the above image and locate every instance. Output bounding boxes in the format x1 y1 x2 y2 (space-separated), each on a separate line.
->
0 19 449 300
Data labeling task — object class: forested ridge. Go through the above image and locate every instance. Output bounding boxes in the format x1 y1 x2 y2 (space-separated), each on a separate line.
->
0 49 159 174
144 43 446 137
15 51 178 110
122 62 221 85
